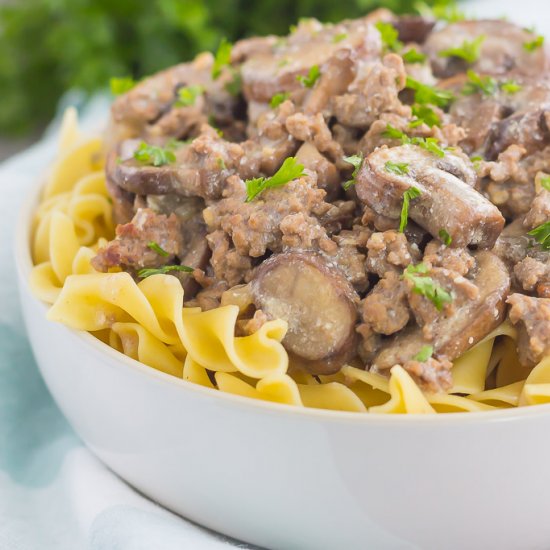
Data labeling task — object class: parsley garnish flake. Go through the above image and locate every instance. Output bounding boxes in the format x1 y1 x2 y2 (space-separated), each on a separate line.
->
175 85 204 107
438 229 452 246
245 157 305 202
110 77 136 95
296 65 320 88
403 263 453 311
147 242 169 257
270 92 290 108
528 221 550 250
399 186 421 233
439 35 485 63
212 38 232 80
413 345 434 362
385 160 409 176
342 154 363 190
138 265 194 278
133 142 176 167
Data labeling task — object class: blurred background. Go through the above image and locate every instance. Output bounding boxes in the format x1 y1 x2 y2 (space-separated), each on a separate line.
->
0 0 443 158
0 0 548 159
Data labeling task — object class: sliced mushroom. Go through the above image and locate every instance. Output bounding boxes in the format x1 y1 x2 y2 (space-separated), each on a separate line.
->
393 16 435 45
372 250 511 370
424 20 549 78
508 294 550 367
355 144 505 248
241 17 381 103
109 131 251 200
250 252 359 374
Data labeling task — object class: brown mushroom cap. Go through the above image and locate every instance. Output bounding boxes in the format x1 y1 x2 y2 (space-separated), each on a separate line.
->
250 251 359 374
355 144 505 248
373 250 511 370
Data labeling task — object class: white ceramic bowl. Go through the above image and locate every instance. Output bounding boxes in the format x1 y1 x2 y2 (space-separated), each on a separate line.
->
15 176 550 550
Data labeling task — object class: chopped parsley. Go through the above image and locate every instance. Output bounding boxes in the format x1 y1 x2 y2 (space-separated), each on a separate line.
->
270 92 290 108
385 160 409 176
216 157 226 170
540 176 550 191
175 85 204 107
137 265 194 278
225 70 242 96
382 125 446 158
296 65 320 88
410 104 441 128
405 76 455 108
245 157 305 202
439 35 485 64
332 32 348 43
133 142 176 167
438 228 452 246
342 154 363 190
462 70 497 96
147 241 169 257
470 155 483 170
415 0 465 23
528 221 550 250
501 80 522 94
110 76 136 95
399 186 421 233
212 38 232 80
413 345 434 362
403 262 453 311
375 21 402 52
402 48 427 64
523 35 544 52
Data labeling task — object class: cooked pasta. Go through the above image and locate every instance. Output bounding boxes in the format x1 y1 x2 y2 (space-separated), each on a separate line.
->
29 88 550 413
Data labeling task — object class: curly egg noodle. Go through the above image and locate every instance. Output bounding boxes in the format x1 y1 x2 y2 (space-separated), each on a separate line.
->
29 109 550 414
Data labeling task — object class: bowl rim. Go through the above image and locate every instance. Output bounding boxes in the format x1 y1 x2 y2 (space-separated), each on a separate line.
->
15 151 550 425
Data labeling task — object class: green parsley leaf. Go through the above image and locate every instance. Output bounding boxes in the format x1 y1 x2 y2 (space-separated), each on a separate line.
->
110 77 136 95
403 263 453 311
342 154 363 190
420 137 446 157
382 124 408 141
245 157 305 202
528 221 550 250
540 176 550 191
382 125 446 157
175 85 204 107
375 21 402 52
523 35 544 52
332 32 347 43
415 1 465 23
270 92 290 108
137 265 194 278
500 80 522 94
147 241 170 257
438 229 452 246
439 35 485 64
385 160 409 176
133 142 176 167
399 186 421 233
413 345 434 362
216 157 226 170
225 70 242 96
296 65 321 88
470 155 483 170
405 76 455 108
402 48 427 64
462 70 497 96
212 38 232 80
410 104 441 128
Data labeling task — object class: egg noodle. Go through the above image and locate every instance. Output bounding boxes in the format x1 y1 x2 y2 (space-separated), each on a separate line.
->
29 109 550 414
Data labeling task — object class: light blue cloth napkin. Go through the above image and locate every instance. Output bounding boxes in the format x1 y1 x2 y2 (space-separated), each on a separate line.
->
0 96 249 550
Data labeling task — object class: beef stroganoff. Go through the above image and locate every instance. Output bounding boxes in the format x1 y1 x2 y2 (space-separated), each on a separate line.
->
30 8 550 413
